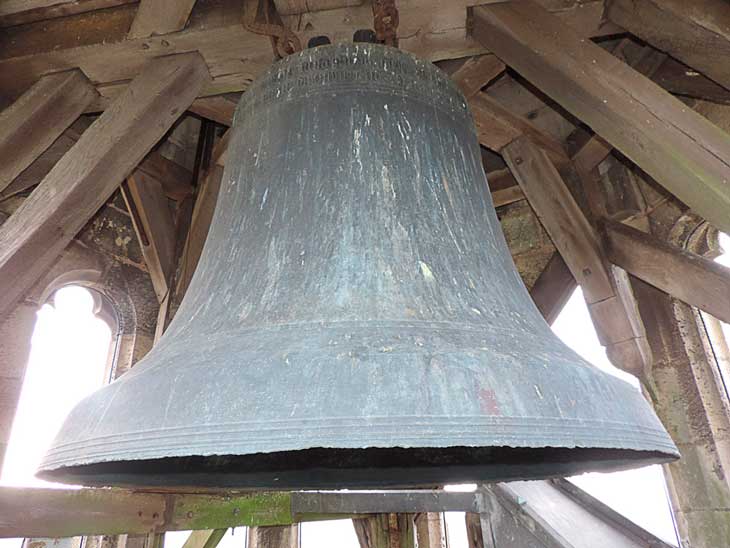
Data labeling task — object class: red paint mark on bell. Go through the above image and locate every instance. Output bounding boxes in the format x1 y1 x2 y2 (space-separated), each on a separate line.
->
479 388 501 415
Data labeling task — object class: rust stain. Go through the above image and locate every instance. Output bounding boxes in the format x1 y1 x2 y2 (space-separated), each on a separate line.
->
478 388 501 415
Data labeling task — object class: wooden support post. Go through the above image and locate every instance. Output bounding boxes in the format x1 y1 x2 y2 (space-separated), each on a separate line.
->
601 218 730 325
0 53 209 319
128 0 198 39
0 70 98 192
606 0 730 92
414 513 445 548
503 136 651 378
472 0 730 236
122 172 177 303
247 526 298 548
354 514 415 548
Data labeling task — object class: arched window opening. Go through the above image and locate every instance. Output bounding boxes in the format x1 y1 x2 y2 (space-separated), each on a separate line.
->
1 285 114 490
699 232 730 398
553 288 678 546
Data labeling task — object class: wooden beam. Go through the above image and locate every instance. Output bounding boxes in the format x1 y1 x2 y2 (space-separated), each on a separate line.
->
0 1 618 106
0 70 98 193
606 0 730 92
468 92 568 166
175 164 224 299
414 513 445 548
122 171 177 303
503 136 651 377
653 57 730 105
601 218 730 326
572 44 667 175
472 0 730 236
0 487 476 538
0 0 136 27
1 119 193 202
0 53 209 318
128 0 198 39
248 526 298 548
529 252 576 325
189 95 238 126
0 118 91 200
137 151 194 201
451 55 506 99
503 138 612 303
181 529 227 548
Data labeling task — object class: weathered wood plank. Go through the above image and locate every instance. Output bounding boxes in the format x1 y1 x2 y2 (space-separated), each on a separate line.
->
606 0 730 92
0 118 91 199
248 526 298 548
602 218 730 325
189 95 238 126
128 0 198 39
0 0 135 27
137 151 194 201
0 70 98 193
503 137 651 377
529 252 575 325
0 1 617 105
451 54 506 99
653 57 730 104
503 137 612 303
0 487 475 538
468 92 568 165
122 171 178 302
175 164 223 299
1 121 192 202
0 53 209 318
472 0 730 236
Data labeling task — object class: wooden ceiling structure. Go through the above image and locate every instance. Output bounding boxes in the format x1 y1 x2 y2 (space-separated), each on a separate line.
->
1 1 730 547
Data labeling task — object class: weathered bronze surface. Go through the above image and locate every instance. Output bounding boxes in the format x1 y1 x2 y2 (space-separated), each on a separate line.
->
39 44 677 488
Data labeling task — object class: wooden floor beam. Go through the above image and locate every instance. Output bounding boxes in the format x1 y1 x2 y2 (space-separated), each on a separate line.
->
0 70 98 193
0 53 209 318
472 0 730 236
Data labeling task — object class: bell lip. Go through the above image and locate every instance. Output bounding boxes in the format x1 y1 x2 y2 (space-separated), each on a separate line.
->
38 413 679 488
37 445 678 490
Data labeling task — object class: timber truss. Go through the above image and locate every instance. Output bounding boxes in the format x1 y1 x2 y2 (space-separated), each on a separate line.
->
1 1 730 547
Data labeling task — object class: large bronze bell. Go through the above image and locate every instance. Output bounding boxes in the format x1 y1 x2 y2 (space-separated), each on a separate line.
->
39 44 678 488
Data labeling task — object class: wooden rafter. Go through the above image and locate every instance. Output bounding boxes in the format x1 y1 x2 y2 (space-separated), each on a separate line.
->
0 0 618 106
0 53 209 318
472 0 730 236
0 0 136 27
606 0 730 92
0 70 98 193
451 55 506 99
122 171 178 303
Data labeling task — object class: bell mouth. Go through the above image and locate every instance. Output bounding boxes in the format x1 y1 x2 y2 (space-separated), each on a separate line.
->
38 446 675 489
